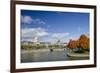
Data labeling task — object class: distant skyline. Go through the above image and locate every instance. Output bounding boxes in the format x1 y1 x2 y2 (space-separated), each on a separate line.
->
21 10 89 43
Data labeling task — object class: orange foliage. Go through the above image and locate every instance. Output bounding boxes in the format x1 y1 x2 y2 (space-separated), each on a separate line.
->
67 39 78 49
67 34 89 50
79 34 89 49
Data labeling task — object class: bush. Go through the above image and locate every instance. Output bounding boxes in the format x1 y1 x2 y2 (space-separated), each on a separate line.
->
84 49 89 52
74 50 85 53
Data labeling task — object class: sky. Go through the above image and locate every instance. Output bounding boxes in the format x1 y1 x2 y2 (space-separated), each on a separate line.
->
21 10 89 43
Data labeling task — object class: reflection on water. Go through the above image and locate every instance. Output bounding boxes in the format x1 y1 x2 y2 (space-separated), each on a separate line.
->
21 49 89 63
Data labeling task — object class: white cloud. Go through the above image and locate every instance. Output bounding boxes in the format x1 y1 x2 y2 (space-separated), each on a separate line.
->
51 33 70 43
21 27 48 39
21 16 33 24
33 19 46 24
52 33 70 38
21 27 70 42
21 16 46 24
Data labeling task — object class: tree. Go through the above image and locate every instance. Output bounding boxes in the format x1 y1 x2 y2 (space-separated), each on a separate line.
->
78 34 89 50
67 39 78 50
67 34 90 53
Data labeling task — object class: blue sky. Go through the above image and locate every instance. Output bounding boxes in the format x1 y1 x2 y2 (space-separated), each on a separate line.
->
21 10 89 43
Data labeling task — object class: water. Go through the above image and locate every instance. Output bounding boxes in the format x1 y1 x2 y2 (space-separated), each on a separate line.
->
21 49 89 63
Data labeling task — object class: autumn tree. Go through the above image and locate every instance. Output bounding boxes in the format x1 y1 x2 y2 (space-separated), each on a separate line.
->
67 39 78 51
67 34 90 53
78 34 89 50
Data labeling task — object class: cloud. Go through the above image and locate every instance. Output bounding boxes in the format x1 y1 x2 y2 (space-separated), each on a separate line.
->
21 27 70 42
21 27 48 39
52 33 70 38
21 16 46 24
33 19 46 24
21 16 33 24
